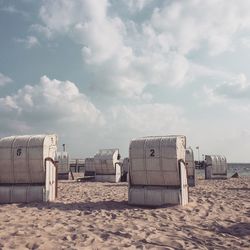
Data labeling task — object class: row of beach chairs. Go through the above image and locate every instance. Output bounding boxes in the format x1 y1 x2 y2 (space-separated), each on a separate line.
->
0 134 227 206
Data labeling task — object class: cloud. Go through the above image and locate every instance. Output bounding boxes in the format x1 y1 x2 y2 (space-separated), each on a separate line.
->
0 76 105 135
122 0 153 12
240 36 250 49
89 102 187 157
35 0 250 99
150 0 250 55
229 104 250 114
0 73 12 86
199 85 227 106
196 73 250 106
0 75 187 157
39 0 130 65
213 74 250 99
110 103 186 134
15 36 40 48
38 1 190 97
30 24 53 39
0 5 28 17
189 63 232 80
204 128 250 162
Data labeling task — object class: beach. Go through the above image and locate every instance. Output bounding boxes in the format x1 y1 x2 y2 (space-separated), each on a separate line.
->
0 177 249 250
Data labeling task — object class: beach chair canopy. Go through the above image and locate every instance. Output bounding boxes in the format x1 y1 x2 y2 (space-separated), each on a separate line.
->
185 147 195 177
129 135 186 186
0 134 57 184
205 155 227 175
94 149 120 175
56 151 70 174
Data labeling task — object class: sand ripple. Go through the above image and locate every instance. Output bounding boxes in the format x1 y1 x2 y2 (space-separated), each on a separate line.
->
0 177 249 249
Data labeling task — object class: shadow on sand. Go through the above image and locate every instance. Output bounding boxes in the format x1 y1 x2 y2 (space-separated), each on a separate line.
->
102 183 128 187
17 200 176 212
18 200 131 212
245 210 250 217
227 188 250 191
215 222 250 237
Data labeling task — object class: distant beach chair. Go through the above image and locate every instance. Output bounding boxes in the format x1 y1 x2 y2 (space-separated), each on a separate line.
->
204 155 228 179
56 151 70 180
94 149 122 183
128 135 189 206
186 147 196 186
120 157 129 182
0 134 58 203
84 157 96 178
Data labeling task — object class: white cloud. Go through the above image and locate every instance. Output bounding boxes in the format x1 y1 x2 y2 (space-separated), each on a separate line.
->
75 18 128 64
39 0 130 65
229 104 250 114
0 5 28 17
0 75 187 157
37 1 184 96
0 76 105 134
36 0 250 99
15 36 40 48
110 103 186 134
214 74 250 99
240 36 250 49
38 0 143 98
199 85 227 106
198 73 250 106
123 0 153 12
90 102 188 157
30 24 53 39
189 63 232 80
0 73 12 86
150 0 250 55
0 76 108 157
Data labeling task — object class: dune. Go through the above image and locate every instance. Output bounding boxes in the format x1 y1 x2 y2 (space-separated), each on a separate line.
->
0 177 249 249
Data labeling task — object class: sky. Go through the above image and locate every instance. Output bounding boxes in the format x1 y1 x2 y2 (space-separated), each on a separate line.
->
1 0 250 162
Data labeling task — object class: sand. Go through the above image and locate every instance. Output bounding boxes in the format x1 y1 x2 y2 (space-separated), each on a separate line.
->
0 177 249 250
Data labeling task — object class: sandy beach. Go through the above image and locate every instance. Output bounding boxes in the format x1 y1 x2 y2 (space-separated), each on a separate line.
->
0 177 249 250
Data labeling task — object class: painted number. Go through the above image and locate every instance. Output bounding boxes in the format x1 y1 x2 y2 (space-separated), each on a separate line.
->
150 149 155 157
16 148 22 156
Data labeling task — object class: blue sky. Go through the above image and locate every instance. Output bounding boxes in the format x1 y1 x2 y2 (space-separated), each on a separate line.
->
1 0 250 161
